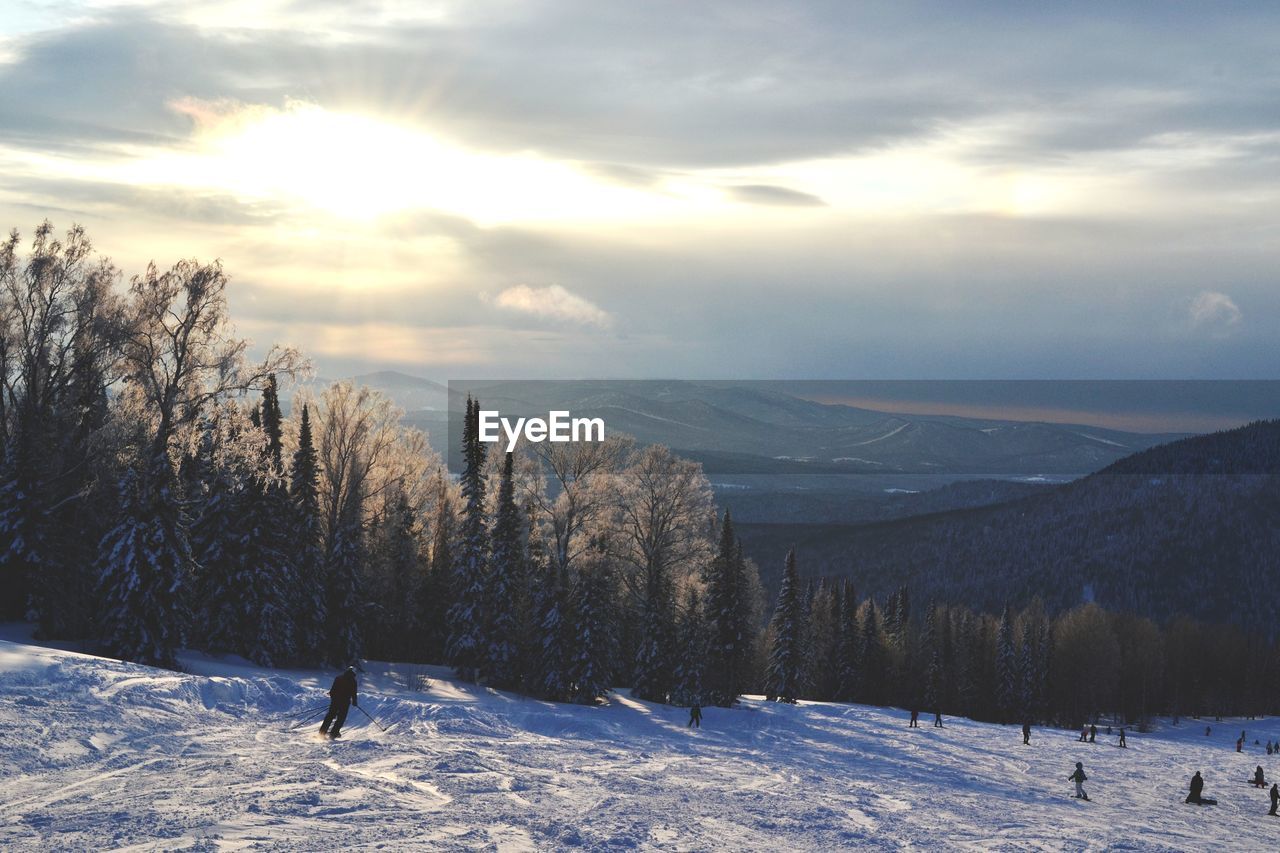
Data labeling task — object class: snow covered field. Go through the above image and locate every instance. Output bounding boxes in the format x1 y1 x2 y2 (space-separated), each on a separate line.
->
2 629 1278 851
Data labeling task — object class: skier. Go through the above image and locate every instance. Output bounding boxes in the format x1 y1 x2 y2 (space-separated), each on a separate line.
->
1237 737 1244 753
909 709 919 728
1067 762 1089 800
320 665 358 739
1185 771 1216 805
1252 766 1267 788
1022 722 1031 745
1270 783 1278 816
1078 726 1089 743
934 711 943 728
1089 724 1097 743
1268 742 1273 756
1118 728 1127 748
1205 725 1212 736
688 703 702 728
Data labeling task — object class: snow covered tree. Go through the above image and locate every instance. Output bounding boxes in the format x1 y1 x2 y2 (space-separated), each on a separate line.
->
447 396 488 682
672 586 709 707
923 603 943 715
535 553 574 702
567 553 618 704
96 461 192 668
703 512 755 707
289 403 326 663
858 600 887 706
631 563 678 703
485 452 526 688
324 471 364 666
765 550 807 703
837 579 861 701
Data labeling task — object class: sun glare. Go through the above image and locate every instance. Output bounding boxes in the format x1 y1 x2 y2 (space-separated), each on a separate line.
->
123 100 687 225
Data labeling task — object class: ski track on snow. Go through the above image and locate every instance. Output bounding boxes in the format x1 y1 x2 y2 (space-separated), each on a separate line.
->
1 633 1279 850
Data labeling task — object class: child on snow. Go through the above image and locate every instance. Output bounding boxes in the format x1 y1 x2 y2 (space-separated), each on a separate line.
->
1068 762 1089 800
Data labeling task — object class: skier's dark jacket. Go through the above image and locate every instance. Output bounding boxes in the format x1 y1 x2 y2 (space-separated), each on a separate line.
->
1189 774 1204 799
329 670 358 706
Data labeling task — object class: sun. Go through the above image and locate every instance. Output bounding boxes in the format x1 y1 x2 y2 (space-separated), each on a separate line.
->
121 99 680 225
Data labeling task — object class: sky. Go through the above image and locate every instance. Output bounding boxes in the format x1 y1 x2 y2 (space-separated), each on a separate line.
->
1 0 1278 382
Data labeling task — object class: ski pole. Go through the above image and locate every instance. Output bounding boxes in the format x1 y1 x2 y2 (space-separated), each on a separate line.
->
289 707 330 730
354 703 389 732
279 703 329 720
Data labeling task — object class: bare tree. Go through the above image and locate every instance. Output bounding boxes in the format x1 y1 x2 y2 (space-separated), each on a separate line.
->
521 435 632 574
611 444 716 602
119 257 304 463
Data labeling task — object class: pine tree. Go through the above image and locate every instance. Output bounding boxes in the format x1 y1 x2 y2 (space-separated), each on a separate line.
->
996 605 1018 723
418 492 453 663
260 375 284 471
536 554 574 702
859 600 886 706
923 603 942 715
632 564 678 703
568 558 618 704
485 452 525 688
837 579 861 701
239 471 297 666
289 404 326 663
447 397 488 682
704 512 752 707
96 459 192 668
765 550 807 703
324 473 363 666
672 587 709 706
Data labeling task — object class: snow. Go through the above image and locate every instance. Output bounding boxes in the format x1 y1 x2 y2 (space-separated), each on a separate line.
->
847 422 910 447
3 629 1279 851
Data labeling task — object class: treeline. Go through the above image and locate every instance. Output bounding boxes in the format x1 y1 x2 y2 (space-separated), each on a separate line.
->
0 223 768 708
5 223 1276 723
761 550 1280 728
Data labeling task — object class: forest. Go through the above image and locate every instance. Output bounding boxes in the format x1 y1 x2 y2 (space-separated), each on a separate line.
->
0 222 1276 731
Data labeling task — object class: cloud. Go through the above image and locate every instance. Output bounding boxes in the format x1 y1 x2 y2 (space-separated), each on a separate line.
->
1187 290 1243 336
728 184 826 207
489 285 613 329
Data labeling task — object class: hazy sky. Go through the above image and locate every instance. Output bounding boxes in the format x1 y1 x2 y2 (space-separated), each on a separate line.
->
1 1 1277 380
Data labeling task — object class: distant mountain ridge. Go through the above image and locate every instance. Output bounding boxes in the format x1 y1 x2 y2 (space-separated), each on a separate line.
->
328 376 1185 477
736 420 1280 633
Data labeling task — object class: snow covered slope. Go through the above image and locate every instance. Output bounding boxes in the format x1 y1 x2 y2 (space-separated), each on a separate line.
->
2 633 1278 851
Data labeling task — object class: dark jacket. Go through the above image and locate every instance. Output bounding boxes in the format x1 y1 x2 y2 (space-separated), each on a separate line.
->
329 670 358 706
1189 774 1204 798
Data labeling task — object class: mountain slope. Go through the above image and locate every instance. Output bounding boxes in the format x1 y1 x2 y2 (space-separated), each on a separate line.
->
3 631 1279 850
737 420 1280 631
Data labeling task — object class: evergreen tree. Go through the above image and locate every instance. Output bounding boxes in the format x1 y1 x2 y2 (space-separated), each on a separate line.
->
923 603 943 715
765 550 807 703
996 605 1018 722
289 404 326 662
567 557 618 704
859 600 887 706
672 587 709 706
536 555 574 702
447 397 488 682
324 472 364 665
418 492 453 663
632 564 678 703
485 452 525 688
96 459 192 668
704 512 752 706
837 579 861 701
260 374 284 471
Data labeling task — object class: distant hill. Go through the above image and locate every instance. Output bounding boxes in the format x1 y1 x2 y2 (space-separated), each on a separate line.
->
736 420 1280 633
